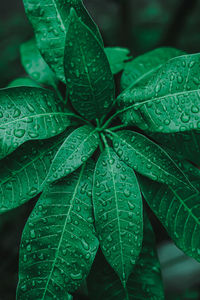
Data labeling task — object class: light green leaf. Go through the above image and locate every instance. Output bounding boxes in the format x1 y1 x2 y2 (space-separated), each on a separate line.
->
93 146 143 285
0 87 74 159
109 130 192 188
64 9 115 120
149 130 200 166
0 129 72 214
88 213 164 300
46 125 99 184
121 47 185 91
17 161 99 299
118 53 200 133
20 39 58 88
104 47 131 75
23 0 103 82
139 162 200 262
7 77 41 88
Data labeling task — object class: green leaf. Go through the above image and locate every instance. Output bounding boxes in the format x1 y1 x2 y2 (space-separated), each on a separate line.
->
0 129 72 214
93 146 143 285
46 125 99 184
139 162 200 262
7 77 41 88
64 9 115 120
121 47 185 91
17 161 99 299
20 39 58 88
118 53 200 133
149 130 200 166
109 130 192 188
104 47 131 75
23 0 103 82
88 213 164 300
0 87 74 159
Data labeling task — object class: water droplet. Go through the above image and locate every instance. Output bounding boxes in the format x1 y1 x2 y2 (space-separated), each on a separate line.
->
14 129 25 138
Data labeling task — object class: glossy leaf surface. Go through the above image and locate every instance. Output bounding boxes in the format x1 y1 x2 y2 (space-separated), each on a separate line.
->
88 213 164 300
23 0 102 82
64 9 115 120
104 47 131 74
0 87 74 159
121 47 184 90
0 129 72 213
139 162 200 262
46 125 99 183
8 78 41 88
93 146 143 285
20 39 58 88
17 161 99 299
110 130 191 188
118 53 200 133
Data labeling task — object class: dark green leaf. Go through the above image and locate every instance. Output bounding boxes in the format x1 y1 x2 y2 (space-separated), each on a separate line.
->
0 87 74 159
121 47 185 91
23 0 102 82
64 9 115 120
139 162 200 262
8 77 41 88
88 213 164 300
20 39 58 88
104 47 131 75
0 129 72 213
149 130 200 166
17 161 99 299
109 130 192 188
93 146 143 285
118 53 200 133
46 125 99 184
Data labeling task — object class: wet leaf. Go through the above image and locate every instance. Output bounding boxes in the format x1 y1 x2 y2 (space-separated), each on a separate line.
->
118 53 200 133
93 146 143 285
0 129 72 213
64 9 115 120
104 47 131 75
20 39 58 88
7 77 41 88
121 47 184 90
17 161 99 299
109 130 192 188
88 213 164 300
23 0 102 82
139 162 200 263
46 125 99 184
0 87 74 159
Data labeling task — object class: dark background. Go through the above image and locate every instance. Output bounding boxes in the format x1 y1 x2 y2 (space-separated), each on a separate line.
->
1 0 200 299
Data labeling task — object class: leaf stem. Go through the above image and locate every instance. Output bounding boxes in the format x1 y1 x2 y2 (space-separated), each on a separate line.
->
109 124 127 132
100 133 109 149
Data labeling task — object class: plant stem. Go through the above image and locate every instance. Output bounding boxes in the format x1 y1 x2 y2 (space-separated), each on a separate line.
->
109 124 127 132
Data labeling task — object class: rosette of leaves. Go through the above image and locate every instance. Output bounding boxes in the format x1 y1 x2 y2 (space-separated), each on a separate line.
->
1 0 200 299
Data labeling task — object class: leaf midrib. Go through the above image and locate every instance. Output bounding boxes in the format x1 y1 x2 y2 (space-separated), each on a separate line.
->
42 163 86 299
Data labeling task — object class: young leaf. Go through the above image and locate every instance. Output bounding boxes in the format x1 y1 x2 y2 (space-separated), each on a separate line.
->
64 9 115 120
118 53 200 133
7 77 41 88
17 161 99 299
46 125 99 184
139 163 200 263
0 129 72 214
20 39 58 88
88 213 164 300
149 130 200 166
0 87 74 159
93 146 143 286
23 0 102 82
104 47 131 75
109 130 192 188
121 47 184 90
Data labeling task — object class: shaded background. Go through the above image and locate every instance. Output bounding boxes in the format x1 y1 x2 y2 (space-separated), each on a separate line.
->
0 0 200 299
